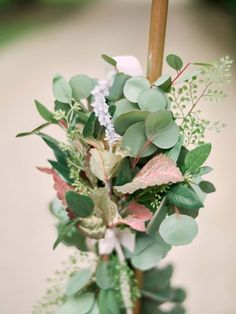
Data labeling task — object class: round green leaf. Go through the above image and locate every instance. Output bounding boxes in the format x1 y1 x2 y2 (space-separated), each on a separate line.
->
65 191 94 217
55 293 95 314
145 110 179 149
131 235 171 271
131 243 163 270
154 74 172 92
66 268 93 296
123 76 150 103
137 88 167 112
107 73 130 101
96 261 114 290
199 181 216 194
69 75 94 101
121 121 157 157
159 214 198 246
53 74 72 103
114 110 149 135
114 98 139 119
166 54 183 71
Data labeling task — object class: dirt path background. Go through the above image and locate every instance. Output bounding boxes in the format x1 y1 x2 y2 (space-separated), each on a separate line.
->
0 0 235 313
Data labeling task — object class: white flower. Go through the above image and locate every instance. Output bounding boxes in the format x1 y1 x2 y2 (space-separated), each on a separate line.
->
91 70 120 146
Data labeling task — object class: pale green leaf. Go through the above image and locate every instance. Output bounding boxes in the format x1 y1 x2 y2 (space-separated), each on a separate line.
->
159 214 198 246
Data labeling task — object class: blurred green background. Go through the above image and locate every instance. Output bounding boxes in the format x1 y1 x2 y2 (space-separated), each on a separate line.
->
0 0 91 46
0 0 235 48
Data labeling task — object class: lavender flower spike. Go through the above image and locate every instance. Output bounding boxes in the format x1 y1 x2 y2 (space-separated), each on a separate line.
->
91 70 120 146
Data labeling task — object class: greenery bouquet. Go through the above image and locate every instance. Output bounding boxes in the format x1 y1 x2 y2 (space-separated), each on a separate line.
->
18 52 232 314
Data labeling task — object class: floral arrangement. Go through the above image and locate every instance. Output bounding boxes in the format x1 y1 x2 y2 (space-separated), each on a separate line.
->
18 54 232 314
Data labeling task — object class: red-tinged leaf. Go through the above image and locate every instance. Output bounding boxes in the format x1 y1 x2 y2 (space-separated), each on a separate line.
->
37 167 73 205
122 202 153 232
114 153 184 194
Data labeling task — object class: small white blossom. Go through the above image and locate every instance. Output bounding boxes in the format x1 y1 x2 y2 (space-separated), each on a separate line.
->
91 70 120 146
119 263 133 314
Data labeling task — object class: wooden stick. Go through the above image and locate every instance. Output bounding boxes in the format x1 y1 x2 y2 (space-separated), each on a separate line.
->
133 269 144 314
133 2 169 314
147 0 169 83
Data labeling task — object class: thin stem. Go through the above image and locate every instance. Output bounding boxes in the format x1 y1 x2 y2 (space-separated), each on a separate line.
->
168 62 191 88
184 81 211 119
132 139 152 170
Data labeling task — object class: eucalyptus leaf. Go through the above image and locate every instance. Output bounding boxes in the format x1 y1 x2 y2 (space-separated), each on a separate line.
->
154 74 172 92
114 98 139 119
159 214 198 246
199 181 216 193
121 121 157 157
166 54 183 71
53 74 72 103
69 74 94 101
57 222 87 251
66 268 93 296
65 191 94 218
98 290 120 314
134 233 154 255
167 184 203 210
145 110 179 149
107 73 130 101
50 199 68 221
138 88 167 112
165 135 184 162
131 243 164 270
96 260 114 290
147 197 167 235
55 293 95 314
123 76 150 103
184 143 211 173
114 110 149 135
143 264 173 291
131 234 171 270
54 100 71 114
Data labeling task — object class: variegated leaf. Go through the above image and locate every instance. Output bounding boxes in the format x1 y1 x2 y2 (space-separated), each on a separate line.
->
89 148 123 183
37 167 73 206
122 201 153 231
114 153 184 194
90 187 121 226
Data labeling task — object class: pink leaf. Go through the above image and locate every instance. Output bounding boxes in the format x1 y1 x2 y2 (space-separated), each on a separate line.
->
37 167 73 206
115 153 184 194
122 201 153 232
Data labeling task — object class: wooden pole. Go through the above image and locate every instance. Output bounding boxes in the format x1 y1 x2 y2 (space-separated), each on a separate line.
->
133 2 169 314
147 0 169 83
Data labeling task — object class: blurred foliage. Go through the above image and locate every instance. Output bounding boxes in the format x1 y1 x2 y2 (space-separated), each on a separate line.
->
203 0 236 15
0 0 89 8
0 0 94 46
